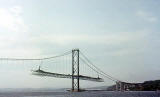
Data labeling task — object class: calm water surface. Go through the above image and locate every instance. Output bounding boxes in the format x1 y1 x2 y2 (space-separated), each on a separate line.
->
0 89 159 97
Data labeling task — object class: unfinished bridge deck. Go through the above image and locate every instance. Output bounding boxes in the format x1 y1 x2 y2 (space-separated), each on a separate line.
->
32 69 104 82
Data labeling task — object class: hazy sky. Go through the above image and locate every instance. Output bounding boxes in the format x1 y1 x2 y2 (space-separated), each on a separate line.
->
0 0 160 88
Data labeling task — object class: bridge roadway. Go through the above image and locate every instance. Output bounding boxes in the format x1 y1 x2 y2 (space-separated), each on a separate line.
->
31 69 104 82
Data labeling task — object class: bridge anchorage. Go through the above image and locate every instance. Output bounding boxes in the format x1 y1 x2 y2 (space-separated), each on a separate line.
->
116 81 142 91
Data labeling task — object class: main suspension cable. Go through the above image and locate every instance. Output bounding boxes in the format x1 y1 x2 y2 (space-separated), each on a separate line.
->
80 51 120 82
0 51 72 61
80 57 116 82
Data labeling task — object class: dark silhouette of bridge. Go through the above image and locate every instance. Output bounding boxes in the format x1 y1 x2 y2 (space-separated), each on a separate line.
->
0 49 133 92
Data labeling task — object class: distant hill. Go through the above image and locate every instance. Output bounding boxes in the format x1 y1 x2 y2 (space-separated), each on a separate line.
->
142 80 160 91
107 80 160 91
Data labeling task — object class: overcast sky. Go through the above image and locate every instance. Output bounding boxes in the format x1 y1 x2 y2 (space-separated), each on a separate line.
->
0 0 160 88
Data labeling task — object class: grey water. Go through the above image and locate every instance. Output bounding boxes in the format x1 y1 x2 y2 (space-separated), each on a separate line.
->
0 88 159 97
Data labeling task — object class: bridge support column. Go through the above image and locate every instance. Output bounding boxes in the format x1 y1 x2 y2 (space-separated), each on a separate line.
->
120 82 125 91
72 49 80 92
116 81 125 91
116 82 119 91
120 82 122 91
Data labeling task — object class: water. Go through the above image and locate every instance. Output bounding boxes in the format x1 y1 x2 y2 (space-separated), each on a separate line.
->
0 89 159 97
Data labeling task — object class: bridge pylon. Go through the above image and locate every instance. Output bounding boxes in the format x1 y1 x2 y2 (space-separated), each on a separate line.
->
116 81 126 91
72 49 80 92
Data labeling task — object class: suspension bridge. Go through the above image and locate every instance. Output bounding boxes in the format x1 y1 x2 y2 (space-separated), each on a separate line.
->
0 49 132 92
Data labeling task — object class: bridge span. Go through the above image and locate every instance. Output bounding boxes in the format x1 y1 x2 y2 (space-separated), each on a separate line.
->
32 66 104 82
0 49 130 92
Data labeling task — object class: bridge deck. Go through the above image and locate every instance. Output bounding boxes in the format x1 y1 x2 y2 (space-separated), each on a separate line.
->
31 69 104 82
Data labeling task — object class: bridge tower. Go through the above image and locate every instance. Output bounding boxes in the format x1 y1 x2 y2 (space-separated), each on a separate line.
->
116 81 125 91
72 49 80 92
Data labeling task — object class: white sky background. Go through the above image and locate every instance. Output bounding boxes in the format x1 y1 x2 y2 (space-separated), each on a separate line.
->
0 0 160 88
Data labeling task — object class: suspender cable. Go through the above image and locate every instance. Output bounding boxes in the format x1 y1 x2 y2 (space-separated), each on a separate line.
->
80 57 116 82
80 51 120 82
